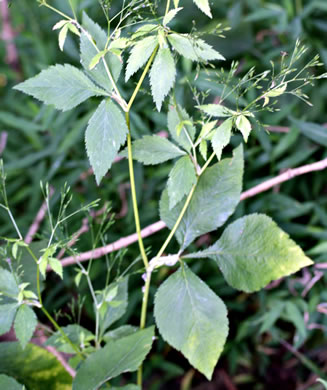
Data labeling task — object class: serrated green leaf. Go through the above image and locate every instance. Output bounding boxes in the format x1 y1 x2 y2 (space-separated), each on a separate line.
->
0 267 19 297
236 115 252 142
86 100 128 185
58 24 69 51
211 118 233 160
167 156 197 210
150 47 176 111
14 304 37 350
199 139 207 160
131 24 158 39
186 214 313 293
14 65 105 112
154 265 228 380
0 374 24 390
125 36 158 81
48 258 63 279
88 50 107 70
39 257 48 279
168 34 224 62
131 135 185 165
198 104 234 117
72 327 155 390
193 0 212 18
103 325 138 343
167 103 195 152
99 277 129 334
0 304 18 336
0 342 72 390
80 12 122 93
160 144 243 250
45 325 94 354
163 7 183 26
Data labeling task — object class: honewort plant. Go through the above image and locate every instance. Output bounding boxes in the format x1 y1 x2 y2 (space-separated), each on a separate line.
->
0 0 326 388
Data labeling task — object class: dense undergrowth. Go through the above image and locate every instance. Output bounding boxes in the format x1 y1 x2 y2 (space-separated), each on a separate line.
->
0 1 327 389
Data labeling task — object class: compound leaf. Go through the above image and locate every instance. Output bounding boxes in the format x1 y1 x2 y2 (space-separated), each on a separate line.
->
14 304 37 350
167 156 197 209
150 47 176 111
0 304 18 336
211 118 233 160
154 265 228 380
72 327 154 390
131 135 185 165
160 144 243 250
85 100 128 184
125 36 158 81
14 64 105 111
186 214 313 292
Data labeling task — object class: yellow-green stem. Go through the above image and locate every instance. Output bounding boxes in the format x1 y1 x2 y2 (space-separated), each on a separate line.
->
165 0 171 16
127 45 159 112
137 183 197 386
126 122 149 269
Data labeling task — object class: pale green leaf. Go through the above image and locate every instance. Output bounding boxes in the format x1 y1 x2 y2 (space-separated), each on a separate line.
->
58 24 69 51
198 104 234 117
266 83 286 97
160 145 243 250
154 265 228 380
168 34 224 62
0 304 18 336
45 325 94 354
167 103 195 152
198 120 216 140
193 0 212 18
236 115 252 142
86 100 128 185
0 342 72 390
48 258 63 279
39 257 48 279
80 12 122 93
150 47 176 111
167 156 197 209
131 24 158 39
0 374 24 390
186 214 313 293
14 304 37 350
99 277 129 334
173 0 180 7
103 325 138 343
0 267 19 297
52 20 67 30
88 50 107 70
14 65 105 112
163 7 183 26
111 386 140 390
72 327 155 390
211 118 233 160
131 135 185 165
199 139 207 160
125 36 158 81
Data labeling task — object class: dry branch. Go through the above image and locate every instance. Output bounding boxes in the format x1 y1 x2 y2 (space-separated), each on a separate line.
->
54 157 327 269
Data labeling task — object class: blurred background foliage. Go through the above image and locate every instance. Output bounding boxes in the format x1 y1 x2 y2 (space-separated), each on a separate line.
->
1 0 327 389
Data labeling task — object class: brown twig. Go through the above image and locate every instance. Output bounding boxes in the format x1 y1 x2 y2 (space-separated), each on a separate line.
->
25 187 54 244
0 131 8 155
53 156 327 269
0 0 21 74
240 158 327 201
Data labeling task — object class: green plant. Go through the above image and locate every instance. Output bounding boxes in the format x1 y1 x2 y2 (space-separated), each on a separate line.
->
0 0 326 389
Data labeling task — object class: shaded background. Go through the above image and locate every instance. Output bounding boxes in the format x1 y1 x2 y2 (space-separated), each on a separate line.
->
1 0 327 389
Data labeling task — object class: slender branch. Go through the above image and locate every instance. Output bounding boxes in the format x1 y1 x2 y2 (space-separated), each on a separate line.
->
25 187 54 244
54 156 327 269
240 158 327 201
